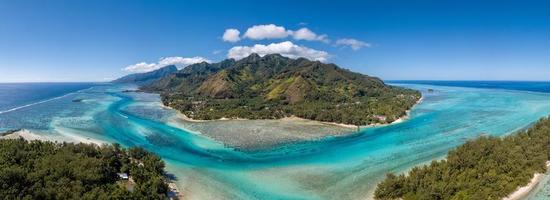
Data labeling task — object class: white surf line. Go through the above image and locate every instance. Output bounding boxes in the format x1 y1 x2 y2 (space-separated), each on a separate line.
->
0 87 94 115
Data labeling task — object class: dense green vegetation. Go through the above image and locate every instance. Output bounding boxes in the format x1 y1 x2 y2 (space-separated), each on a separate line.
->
375 117 550 200
143 54 421 125
0 138 169 199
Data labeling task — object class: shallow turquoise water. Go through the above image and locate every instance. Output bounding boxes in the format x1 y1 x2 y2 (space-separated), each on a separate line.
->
2 83 550 199
525 172 550 200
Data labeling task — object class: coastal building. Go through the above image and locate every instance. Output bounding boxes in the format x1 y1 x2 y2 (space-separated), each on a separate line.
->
375 115 387 122
117 173 129 180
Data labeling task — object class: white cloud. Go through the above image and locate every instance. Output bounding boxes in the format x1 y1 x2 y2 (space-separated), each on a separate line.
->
292 28 329 43
124 56 211 73
227 41 329 62
123 62 158 73
243 24 291 40
158 56 211 68
225 24 330 43
222 29 240 42
335 38 371 50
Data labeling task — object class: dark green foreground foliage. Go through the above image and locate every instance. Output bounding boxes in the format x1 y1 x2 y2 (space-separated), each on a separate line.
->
375 117 550 200
0 139 168 200
143 54 421 125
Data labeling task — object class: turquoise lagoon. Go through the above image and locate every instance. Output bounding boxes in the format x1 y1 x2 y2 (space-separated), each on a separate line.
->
2 82 550 199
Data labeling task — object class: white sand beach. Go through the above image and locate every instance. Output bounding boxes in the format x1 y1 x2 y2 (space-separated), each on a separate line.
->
1 129 45 140
163 97 423 150
503 161 550 200
1 128 107 146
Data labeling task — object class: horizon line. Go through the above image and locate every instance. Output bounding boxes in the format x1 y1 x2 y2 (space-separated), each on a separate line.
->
1 80 550 84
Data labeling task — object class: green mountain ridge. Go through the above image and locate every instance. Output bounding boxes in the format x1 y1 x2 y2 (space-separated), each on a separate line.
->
112 65 178 85
142 54 421 125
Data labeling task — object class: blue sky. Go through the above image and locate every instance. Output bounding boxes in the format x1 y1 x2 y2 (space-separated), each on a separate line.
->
1 0 549 82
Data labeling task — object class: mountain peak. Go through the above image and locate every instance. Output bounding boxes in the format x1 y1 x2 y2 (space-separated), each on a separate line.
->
242 53 261 62
142 54 421 125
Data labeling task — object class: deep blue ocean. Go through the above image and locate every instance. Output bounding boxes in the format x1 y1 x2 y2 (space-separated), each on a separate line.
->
2 81 550 199
0 82 98 113
388 80 550 93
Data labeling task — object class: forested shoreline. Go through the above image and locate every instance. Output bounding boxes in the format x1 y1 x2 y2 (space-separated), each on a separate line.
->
375 117 550 200
0 139 169 199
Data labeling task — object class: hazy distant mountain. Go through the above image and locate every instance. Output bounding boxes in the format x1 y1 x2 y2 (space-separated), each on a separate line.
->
143 54 420 125
112 65 178 85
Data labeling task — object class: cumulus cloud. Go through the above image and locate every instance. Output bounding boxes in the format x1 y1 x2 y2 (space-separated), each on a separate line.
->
123 62 158 73
292 28 329 43
158 56 211 68
222 29 240 42
224 24 331 43
335 38 371 50
124 56 211 73
243 24 291 40
227 41 329 62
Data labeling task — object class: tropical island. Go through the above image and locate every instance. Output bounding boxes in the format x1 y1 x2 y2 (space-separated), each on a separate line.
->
137 54 421 126
0 134 171 199
375 117 550 200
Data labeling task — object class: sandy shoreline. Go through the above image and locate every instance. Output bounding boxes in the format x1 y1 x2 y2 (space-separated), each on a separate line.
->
1 129 46 141
1 129 107 146
161 96 423 151
167 96 423 130
503 161 550 200
172 110 409 130
317 97 422 129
